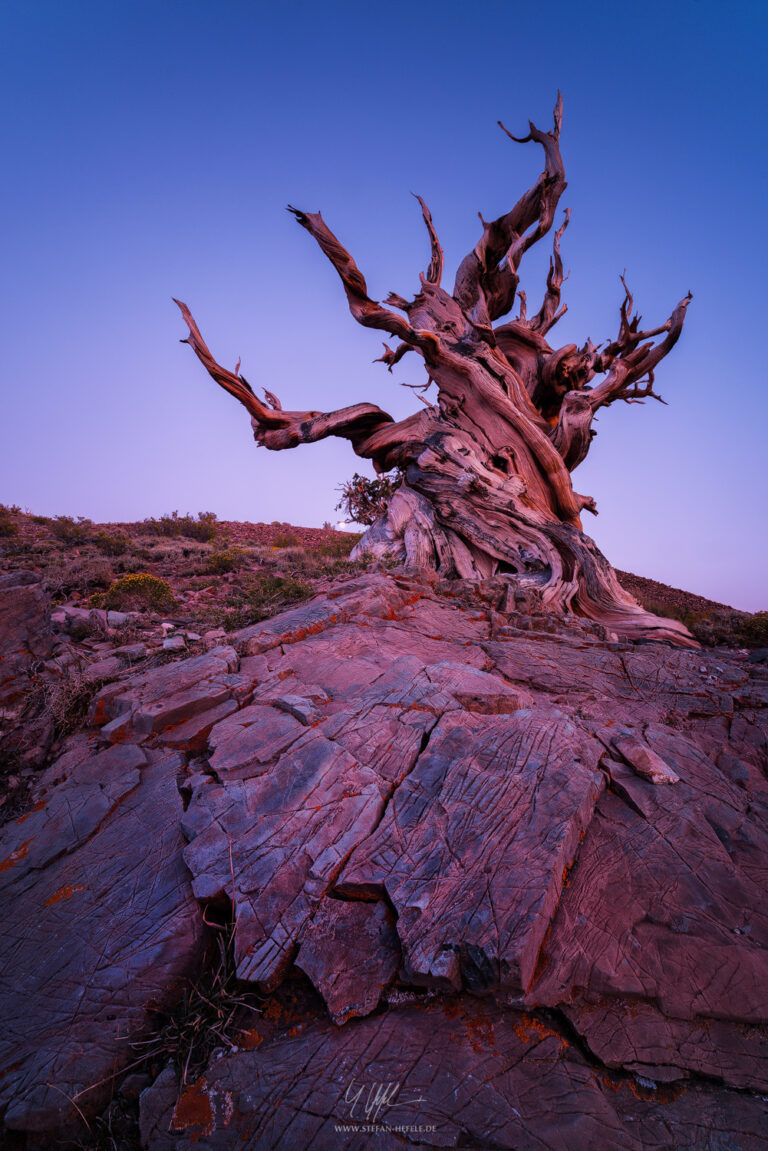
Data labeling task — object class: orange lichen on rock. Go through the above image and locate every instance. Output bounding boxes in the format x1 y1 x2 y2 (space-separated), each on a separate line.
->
513 1013 565 1047
171 1077 214 1138
16 801 45 824
237 1028 265 1051
45 884 84 906
0 839 32 873
464 1009 497 1054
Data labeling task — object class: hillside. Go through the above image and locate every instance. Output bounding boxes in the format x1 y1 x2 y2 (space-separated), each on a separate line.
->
0 505 764 646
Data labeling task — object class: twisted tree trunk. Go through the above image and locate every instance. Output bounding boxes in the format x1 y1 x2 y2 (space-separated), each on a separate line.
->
175 95 695 645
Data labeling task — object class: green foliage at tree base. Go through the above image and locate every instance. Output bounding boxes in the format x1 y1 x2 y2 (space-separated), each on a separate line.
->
335 471 403 526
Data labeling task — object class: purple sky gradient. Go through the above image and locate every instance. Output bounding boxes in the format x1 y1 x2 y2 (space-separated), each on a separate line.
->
1 1 766 609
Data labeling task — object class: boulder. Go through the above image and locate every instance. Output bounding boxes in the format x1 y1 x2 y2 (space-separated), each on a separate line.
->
162 635 186 653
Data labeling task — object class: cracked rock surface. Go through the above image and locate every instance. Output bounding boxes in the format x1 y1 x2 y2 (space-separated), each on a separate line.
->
0 571 766 1148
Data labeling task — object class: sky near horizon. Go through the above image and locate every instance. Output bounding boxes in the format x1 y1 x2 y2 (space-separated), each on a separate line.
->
1 0 766 610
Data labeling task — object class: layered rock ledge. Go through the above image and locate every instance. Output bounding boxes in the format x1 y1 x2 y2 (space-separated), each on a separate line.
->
1 571 766 1148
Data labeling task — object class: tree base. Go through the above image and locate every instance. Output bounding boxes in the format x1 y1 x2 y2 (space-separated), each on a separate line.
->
351 486 697 648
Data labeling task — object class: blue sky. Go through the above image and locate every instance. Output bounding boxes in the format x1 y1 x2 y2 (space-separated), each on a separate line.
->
1 0 766 608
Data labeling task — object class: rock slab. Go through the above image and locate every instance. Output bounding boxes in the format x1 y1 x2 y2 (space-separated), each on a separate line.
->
0 746 204 1132
0 570 766 1147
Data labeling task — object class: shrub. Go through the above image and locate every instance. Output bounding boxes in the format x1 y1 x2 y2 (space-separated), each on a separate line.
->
45 669 99 737
740 611 768 646
51 515 93 544
633 591 768 649
44 557 115 600
336 471 403 525
206 546 247 574
186 511 218 542
95 573 176 613
272 530 300 548
133 906 261 1084
142 511 218 542
222 575 311 631
251 574 310 608
82 559 114 589
31 515 50 525
669 609 767 650
638 598 685 623
141 542 167 563
93 530 130 556
0 506 18 537
115 554 147 574
317 533 361 558
683 614 737 648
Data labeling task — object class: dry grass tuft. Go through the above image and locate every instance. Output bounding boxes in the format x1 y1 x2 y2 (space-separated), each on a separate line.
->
134 904 264 1084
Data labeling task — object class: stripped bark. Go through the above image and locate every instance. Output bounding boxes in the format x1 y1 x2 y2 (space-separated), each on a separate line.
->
176 95 694 645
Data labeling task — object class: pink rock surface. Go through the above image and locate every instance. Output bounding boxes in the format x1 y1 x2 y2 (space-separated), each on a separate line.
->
0 748 204 1132
295 898 399 1023
182 729 386 988
144 1001 767 1150
339 708 604 992
1 571 767 1145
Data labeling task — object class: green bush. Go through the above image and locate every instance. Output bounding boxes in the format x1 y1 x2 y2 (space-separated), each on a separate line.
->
94 573 176 613
206 546 247 574
51 515 93 544
93 530 130 556
272 530 300 548
336 471 403 525
142 511 218 542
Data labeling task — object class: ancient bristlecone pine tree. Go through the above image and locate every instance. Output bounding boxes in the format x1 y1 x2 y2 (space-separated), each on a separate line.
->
176 96 694 644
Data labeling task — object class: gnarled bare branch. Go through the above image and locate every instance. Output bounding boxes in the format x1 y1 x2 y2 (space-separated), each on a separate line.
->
413 194 443 286
174 299 282 425
175 298 397 458
529 209 570 334
287 207 419 345
587 290 692 409
548 289 692 469
374 341 413 372
453 93 567 325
